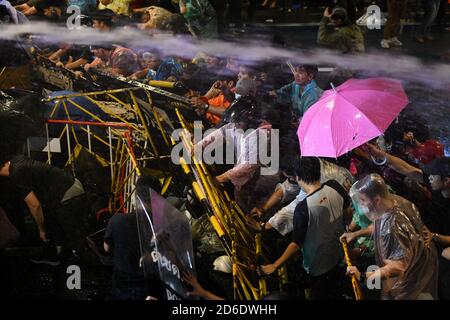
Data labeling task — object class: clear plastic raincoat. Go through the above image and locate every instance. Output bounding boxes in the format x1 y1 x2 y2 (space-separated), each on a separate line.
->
352 188 439 300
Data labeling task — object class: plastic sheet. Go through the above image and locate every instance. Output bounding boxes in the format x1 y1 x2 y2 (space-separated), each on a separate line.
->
320 160 355 190
352 174 438 299
213 255 232 274
349 182 374 256
349 180 375 221
136 186 197 300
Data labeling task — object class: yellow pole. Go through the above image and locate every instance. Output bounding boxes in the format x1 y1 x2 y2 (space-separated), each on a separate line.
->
129 90 159 157
147 80 175 89
255 233 267 298
342 239 364 300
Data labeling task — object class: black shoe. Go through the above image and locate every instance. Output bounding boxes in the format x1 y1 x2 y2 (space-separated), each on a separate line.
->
29 242 61 266
29 254 61 266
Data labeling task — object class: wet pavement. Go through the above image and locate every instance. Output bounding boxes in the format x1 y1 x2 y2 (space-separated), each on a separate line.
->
233 5 450 63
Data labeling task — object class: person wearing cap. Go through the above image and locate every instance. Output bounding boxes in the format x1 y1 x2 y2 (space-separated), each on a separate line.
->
424 157 450 200
269 64 323 119
317 6 365 54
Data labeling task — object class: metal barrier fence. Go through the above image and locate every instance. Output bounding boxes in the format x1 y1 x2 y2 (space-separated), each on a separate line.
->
41 85 279 300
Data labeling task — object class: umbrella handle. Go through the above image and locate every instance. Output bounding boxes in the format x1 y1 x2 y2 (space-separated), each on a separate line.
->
370 155 387 166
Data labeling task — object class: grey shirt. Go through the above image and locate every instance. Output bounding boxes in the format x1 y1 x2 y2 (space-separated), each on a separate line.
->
293 180 349 277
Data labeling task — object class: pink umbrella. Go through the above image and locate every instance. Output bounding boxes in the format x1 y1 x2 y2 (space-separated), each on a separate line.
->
297 77 409 157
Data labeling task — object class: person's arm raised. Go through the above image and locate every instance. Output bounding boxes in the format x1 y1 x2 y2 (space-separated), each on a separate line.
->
366 144 423 181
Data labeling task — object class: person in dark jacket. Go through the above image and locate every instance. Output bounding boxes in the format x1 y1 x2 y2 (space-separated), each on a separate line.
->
0 155 88 265
317 6 365 54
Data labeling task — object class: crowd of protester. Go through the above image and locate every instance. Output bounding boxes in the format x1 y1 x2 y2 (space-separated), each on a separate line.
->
0 0 449 300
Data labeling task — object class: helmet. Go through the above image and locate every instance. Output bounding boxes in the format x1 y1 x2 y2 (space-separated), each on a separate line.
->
219 96 260 127
235 78 257 96
213 255 232 274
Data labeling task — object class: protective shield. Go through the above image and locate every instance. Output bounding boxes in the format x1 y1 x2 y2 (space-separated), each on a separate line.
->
349 180 377 222
135 185 197 300
349 182 367 217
